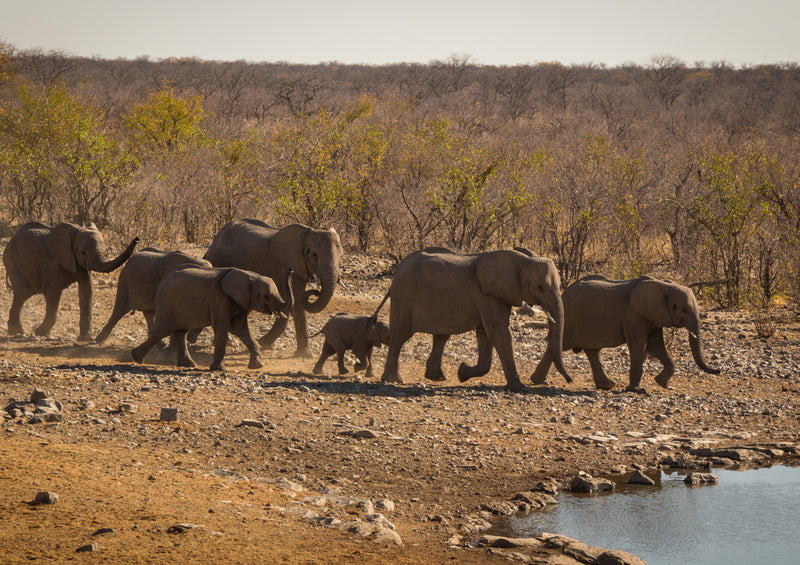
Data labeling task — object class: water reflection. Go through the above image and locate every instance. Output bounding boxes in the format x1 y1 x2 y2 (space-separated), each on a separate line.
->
489 465 800 565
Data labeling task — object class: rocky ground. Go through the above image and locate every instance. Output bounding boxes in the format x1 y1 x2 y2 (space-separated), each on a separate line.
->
2 250 799 564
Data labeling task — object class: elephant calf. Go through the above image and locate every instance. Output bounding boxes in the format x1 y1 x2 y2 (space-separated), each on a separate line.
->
312 313 390 379
131 267 290 371
531 275 720 393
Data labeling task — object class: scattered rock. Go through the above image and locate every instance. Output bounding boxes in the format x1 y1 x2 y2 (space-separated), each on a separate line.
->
159 407 178 421
684 472 719 485
33 491 59 504
75 542 100 553
166 523 205 533
569 472 614 493
628 470 656 486
239 419 265 429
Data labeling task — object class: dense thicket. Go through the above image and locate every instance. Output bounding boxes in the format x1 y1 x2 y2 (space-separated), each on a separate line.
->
1 46 799 310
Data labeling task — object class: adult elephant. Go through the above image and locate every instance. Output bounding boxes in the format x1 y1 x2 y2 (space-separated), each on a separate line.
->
204 219 342 357
378 247 571 392
95 248 211 344
531 275 720 392
3 222 139 341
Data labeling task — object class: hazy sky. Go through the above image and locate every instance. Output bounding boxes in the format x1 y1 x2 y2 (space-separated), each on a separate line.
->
2 0 798 67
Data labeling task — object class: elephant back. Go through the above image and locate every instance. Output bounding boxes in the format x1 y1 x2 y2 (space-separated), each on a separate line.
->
205 220 281 277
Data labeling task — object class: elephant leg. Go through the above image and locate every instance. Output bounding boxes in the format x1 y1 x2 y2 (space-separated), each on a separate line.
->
258 314 289 349
363 349 375 380
186 327 202 344
585 349 616 390
132 326 172 364
381 328 412 384
292 309 313 358
210 324 230 371
647 329 675 389
95 301 131 344
174 330 197 368
35 289 64 337
336 348 349 375
458 329 493 382
76 270 93 341
313 341 335 375
531 345 553 385
7 289 33 336
484 324 525 392
626 337 648 393
231 317 262 370
424 334 449 382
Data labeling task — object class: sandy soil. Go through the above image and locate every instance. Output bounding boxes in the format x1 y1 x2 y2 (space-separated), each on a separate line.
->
1 250 799 564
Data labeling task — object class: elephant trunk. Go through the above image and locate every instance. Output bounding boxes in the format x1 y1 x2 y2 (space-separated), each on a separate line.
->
89 237 139 273
545 298 572 384
302 262 337 314
688 331 720 375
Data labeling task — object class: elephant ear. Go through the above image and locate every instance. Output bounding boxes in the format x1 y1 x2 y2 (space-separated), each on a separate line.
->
268 224 311 281
630 279 672 328
221 269 252 310
475 250 523 307
45 223 77 273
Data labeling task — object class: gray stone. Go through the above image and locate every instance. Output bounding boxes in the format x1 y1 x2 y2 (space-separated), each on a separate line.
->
570 472 615 493
34 491 59 504
239 419 265 429
75 542 100 553
684 472 719 485
159 407 178 421
628 470 656 486
478 535 543 548
374 498 395 512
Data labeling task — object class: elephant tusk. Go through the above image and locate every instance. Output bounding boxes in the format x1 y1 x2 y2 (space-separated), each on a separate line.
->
277 311 289 320
689 331 698 340
546 312 556 325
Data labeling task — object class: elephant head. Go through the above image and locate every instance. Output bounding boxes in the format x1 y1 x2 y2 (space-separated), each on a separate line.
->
268 224 342 313
475 249 572 383
367 316 391 348
221 269 290 318
631 279 720 375
46 222 139 273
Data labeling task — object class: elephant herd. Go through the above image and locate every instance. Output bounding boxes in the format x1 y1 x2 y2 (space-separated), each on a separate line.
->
2 220 720 393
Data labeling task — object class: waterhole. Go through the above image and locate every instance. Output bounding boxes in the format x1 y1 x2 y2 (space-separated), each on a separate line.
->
488 465 800 565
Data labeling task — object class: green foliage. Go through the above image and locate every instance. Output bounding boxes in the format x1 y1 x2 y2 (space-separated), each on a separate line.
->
0 84 136 226
123 86 209 154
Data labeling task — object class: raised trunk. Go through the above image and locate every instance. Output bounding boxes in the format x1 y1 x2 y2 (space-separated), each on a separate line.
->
689 332 720 374
89 238 139 273
302 265 336 314
545 298 572 383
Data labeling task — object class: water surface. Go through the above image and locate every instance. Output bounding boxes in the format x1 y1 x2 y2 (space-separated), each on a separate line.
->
489 465 800 565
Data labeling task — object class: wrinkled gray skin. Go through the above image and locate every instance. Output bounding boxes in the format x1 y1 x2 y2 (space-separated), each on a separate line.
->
95 248 211 344
131 267 291 371
378 247 571 392
3 222 139 341
312 313 391 379
531 275 720 393
204 219 342 358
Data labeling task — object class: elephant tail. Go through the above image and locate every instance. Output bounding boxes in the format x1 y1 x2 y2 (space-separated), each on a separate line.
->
372 289 390 318
306 328 324 339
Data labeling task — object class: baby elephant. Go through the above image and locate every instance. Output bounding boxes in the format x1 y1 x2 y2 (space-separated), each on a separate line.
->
312 313 390 379
132 266 291 371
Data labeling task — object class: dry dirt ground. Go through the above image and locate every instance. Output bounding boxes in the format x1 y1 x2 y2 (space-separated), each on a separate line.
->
2 249 799 564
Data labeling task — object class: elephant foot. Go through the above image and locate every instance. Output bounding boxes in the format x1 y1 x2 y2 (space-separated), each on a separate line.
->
131 347 146 364
209 361 226 372
457 362 489 383
7 325 24 337
425 367 447 382
654 373 672 389
338 367 350 375
365 370 375 380
34 326 52 337
248 358 264 370
354 361 367 372
625 385 647 394
505 379 528 393
530 371 548 385
77 333 91 343
293 346 313 359
595 379 617 391
381 372 404 384
312 363 325 375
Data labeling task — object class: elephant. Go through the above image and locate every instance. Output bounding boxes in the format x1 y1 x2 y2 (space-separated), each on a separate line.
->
95 248 212 344
531 275 720 393
3 222 139 341
204 219 343 358
311 313 391 379
131 266 291 370
377 247 571 392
